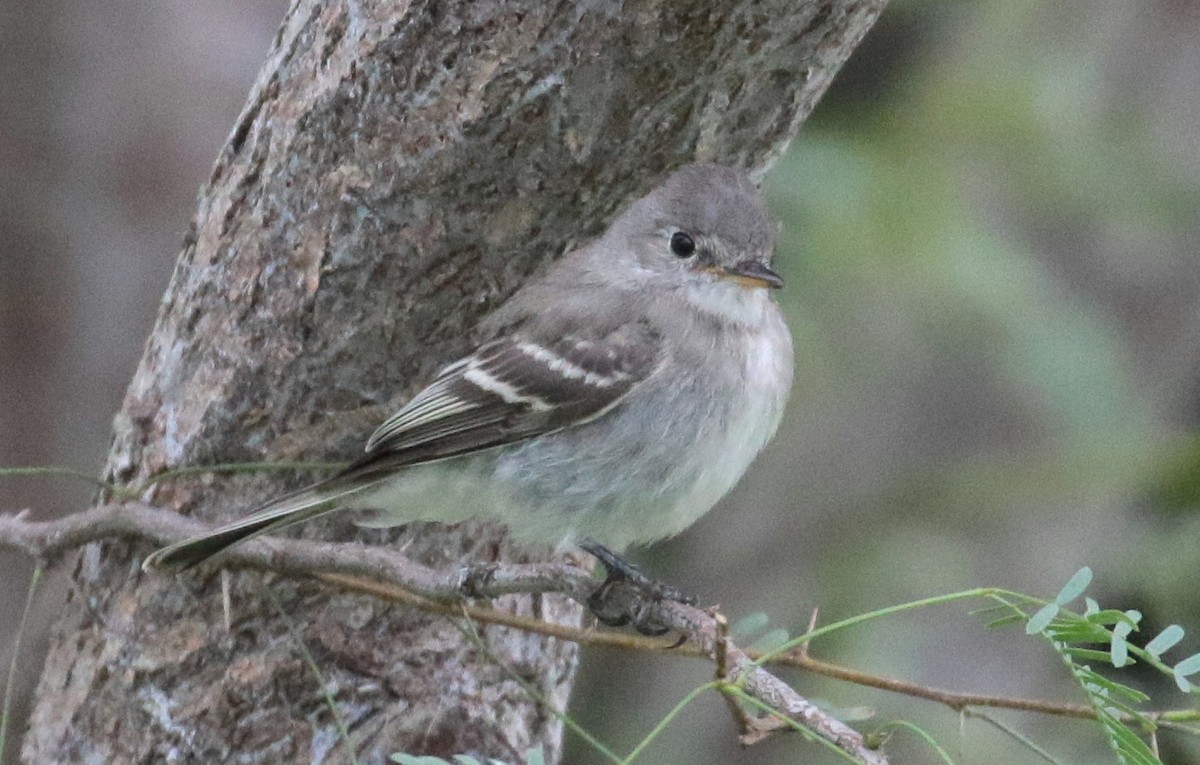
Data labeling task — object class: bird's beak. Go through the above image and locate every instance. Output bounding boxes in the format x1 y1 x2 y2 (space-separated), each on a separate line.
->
714 259 784 290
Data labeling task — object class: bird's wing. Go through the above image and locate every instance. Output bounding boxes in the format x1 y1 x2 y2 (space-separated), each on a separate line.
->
343 322 663 479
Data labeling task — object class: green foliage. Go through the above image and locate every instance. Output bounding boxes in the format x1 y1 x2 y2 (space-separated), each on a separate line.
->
737 570 1200 764
1019 568 1200 764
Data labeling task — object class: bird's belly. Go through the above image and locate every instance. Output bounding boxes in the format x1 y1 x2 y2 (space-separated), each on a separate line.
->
493 371 785 549
354 328 789 552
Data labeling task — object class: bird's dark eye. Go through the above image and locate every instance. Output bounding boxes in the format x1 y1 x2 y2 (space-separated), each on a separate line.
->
669 231 696 258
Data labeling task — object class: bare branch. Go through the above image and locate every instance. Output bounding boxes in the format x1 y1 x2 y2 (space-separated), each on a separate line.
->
0 504 885 763
10 504 1196 756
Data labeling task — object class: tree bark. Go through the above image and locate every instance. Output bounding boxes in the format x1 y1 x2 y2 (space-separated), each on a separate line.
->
22 1 886 762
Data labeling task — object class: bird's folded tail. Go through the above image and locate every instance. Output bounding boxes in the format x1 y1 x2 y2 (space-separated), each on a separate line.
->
141 480 376 571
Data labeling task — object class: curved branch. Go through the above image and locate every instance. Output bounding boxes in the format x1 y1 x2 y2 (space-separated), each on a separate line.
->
0 504 885 764
10 504 1196 754
7 504 1200 733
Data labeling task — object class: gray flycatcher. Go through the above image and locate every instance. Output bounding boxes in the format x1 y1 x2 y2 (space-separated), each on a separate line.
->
143 163 794 571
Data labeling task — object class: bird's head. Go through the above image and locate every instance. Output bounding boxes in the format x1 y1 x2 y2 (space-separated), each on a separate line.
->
603 164 783 320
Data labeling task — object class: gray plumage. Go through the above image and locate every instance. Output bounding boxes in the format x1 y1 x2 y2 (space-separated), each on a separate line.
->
143 164 794 570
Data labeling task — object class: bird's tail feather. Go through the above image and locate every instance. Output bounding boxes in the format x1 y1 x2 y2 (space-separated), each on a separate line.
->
141 479 376 571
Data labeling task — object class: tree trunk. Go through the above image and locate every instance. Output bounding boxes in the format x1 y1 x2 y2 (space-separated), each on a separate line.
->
22 1 885 762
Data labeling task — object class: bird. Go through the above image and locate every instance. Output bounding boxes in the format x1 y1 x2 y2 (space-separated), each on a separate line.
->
143 163 794 572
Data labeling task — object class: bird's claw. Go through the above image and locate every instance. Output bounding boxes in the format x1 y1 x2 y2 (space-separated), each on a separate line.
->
581 541 697 636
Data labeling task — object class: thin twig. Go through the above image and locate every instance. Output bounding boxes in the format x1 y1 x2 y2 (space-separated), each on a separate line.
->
304 572 1141 722
799 607 819 659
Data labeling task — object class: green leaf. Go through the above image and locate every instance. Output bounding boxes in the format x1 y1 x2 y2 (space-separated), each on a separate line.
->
1111 635 1129 668
1075 668 1150 703
1144 625 1185 658
1099 719 1159 765
1101 696 1153 725
1086 609 1136 626
1026 603 1059 634
1097 713 1160 765
1173 652 1200 677
1055 567 1092 605
1063 647 1122 664
1049 624 1113 644
1084 597 1101 616
731 612 771 638
1173 672 1193 694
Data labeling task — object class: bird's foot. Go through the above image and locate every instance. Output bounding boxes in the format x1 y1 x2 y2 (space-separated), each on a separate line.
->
581 541 697 636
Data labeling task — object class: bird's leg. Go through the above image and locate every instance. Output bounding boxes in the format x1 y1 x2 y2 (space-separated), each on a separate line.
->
581 541 697 636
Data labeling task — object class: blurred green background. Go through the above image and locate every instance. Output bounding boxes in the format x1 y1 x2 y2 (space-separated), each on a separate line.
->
2 1 1198 764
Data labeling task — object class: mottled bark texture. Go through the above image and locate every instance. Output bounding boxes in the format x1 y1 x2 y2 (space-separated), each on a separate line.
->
23 1 885 762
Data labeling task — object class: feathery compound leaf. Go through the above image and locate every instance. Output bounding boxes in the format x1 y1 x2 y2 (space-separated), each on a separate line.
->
1026 603 1059 634
1144 625 1185 658
1029 598 1164 763
1055 567 1093 606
